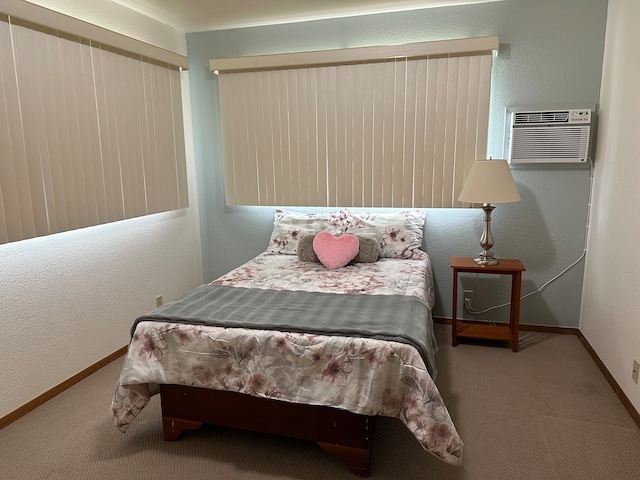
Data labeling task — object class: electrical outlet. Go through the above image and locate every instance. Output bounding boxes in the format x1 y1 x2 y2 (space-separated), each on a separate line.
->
463 290 473 310
633 360 639 384
156 295 163 308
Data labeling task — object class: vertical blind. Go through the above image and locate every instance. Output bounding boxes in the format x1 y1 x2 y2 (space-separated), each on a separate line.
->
212 37 498 208
0 14 188 245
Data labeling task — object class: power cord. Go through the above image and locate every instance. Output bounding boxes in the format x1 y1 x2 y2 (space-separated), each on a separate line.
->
464 296 474 311
464 157 593 316
463 286 496 324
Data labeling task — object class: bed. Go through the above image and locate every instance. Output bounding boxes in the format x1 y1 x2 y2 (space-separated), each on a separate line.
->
110 209 463 476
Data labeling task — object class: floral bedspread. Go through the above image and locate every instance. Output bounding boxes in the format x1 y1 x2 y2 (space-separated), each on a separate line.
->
110 252 462 465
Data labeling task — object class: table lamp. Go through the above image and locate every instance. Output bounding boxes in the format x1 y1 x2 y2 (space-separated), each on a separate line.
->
458 159 520 265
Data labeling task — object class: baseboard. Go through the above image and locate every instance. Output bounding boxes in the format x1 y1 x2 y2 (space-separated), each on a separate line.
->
434 316 640 429
576 331 640 430
0 346 127 430
433 316 578 335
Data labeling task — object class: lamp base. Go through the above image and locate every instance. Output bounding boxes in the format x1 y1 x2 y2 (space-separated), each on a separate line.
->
474 251 499 266
474 204 499 266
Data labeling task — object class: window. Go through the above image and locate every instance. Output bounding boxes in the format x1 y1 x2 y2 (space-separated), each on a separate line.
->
0 8 188 245
211 36 498 208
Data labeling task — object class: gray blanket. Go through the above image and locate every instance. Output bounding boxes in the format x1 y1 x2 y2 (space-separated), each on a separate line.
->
133 284 438 377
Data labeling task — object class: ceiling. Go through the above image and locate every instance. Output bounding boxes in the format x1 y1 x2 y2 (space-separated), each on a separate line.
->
117 0 498 32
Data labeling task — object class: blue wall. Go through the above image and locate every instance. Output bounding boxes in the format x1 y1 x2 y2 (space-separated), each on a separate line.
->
186 0 607 327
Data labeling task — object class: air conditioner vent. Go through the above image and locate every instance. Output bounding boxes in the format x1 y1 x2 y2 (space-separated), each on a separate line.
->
511 127 590 160
514 111 569 125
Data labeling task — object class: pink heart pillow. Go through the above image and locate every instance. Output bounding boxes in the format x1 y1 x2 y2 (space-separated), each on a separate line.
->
312 232 359 270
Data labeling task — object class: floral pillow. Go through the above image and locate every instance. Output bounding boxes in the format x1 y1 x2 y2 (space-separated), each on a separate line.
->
341 209 425 259
266 209 349 255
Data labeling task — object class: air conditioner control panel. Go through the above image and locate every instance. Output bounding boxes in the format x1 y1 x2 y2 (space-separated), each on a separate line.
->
568 109 591 123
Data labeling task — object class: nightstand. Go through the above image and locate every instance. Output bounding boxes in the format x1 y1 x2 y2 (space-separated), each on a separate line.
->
450 256 526 352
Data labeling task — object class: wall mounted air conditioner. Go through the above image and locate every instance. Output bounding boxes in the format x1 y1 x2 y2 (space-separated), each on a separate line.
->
506 108 592 163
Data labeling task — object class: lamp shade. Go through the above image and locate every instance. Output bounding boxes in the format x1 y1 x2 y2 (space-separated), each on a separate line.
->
458 159 520 204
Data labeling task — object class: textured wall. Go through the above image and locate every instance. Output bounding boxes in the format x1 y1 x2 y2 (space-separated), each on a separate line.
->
0 2 201 418
186 0 607 327
581 0 640 413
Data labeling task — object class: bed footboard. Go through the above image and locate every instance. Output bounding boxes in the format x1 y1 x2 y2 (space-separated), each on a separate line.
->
159 384 376 477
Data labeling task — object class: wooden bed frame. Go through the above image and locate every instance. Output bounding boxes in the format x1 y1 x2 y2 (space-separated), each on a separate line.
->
160 384 377 477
